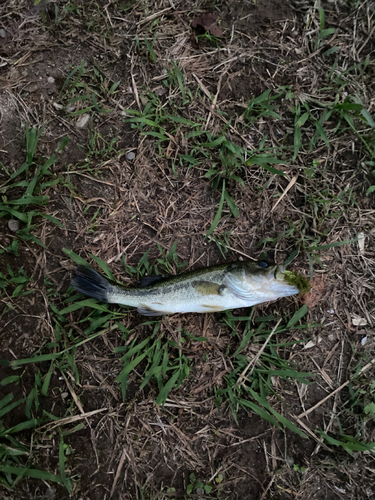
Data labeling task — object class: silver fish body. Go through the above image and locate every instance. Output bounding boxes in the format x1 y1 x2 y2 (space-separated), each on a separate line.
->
71 260 299 316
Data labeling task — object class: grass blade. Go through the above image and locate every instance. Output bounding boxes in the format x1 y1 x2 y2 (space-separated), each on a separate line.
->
156 370 181 405
206 181 225 237
287 305 308 328
0 465 64 484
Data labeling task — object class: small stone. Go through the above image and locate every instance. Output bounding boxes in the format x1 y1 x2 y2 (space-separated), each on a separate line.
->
52 102 63 110
285 456 294 467
127 151 135 161
8 219 19 232
140 96 148 106
66 105 75 112
154 86 167 96
0 28 5 38
47 76 55 84
76 113 90 128
26 83 39 93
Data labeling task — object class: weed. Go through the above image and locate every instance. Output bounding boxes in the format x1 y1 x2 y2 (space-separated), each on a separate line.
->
243 89 282 125
0 239 19 256
87 131 119 160
214 310 313 437
51 0 113 39
140 36 159 63
0 265 32 300
288 91 375 161
193 31 222 48
60 247 191 402
60 60 119 118
315 8 337 53
114 324 192 402
61 247 315 437
0 392 70 490
0 126 68 246
319 431 375 454
187 472 214 497
124 81 290 237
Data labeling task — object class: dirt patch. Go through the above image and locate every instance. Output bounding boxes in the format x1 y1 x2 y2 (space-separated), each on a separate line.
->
1 0 375 499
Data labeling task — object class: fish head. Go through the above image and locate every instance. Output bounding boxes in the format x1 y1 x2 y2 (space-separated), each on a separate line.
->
235 261 300 302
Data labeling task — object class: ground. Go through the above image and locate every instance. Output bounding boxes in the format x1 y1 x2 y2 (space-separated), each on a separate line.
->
0 0 375 499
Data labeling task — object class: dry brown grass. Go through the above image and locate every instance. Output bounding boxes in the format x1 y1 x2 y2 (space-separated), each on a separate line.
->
0 0 375 499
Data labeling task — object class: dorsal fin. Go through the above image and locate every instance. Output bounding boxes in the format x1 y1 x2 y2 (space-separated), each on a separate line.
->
137 275 168 287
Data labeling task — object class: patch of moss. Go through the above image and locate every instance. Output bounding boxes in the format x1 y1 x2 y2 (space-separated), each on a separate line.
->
284 271 311 294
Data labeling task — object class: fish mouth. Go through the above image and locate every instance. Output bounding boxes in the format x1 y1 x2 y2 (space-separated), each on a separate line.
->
274 265 300 292
277 264 286 275
273 264 286 280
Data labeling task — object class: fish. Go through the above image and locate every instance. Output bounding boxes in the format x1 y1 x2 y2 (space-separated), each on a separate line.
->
70 260 304 316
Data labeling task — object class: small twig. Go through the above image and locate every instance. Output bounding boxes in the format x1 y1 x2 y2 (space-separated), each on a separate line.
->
297 357 375 419
206 236 257 261
357 23 375 56
40 408 107 430
271 175 298 212
131 57 141 110
204 70 225 130
136 7 173 25
292 417 333 452
110 448 131 498
260 476 275 500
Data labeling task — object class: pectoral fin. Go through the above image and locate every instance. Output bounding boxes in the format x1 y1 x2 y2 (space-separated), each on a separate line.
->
193 281 225 296
137 304 172 316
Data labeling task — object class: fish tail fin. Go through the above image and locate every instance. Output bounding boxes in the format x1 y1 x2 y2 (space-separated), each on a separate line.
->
71 265 113 303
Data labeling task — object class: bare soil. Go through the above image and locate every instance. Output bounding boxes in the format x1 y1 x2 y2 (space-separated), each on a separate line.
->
1 1 375 500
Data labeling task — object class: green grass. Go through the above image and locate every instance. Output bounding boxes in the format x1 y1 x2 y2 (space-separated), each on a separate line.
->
50 0 114 40
0 126 68 247
0 386 71 491
2 242 315 448
123 67 292 237
2 5 375 495
0 265 32 300
60 59 120 118
55 248 313 437
122 63 375 253
214 309 313 437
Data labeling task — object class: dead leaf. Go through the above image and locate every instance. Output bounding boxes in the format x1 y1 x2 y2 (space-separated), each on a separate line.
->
304 336 322 349
304 340 316 349
191 13 223 37
300 275 326 308
352 315 367 326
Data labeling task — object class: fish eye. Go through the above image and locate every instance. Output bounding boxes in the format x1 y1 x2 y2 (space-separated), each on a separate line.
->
258 261 269 269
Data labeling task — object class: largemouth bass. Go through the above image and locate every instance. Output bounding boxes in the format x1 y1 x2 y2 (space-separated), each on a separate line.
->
71 260 307 316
